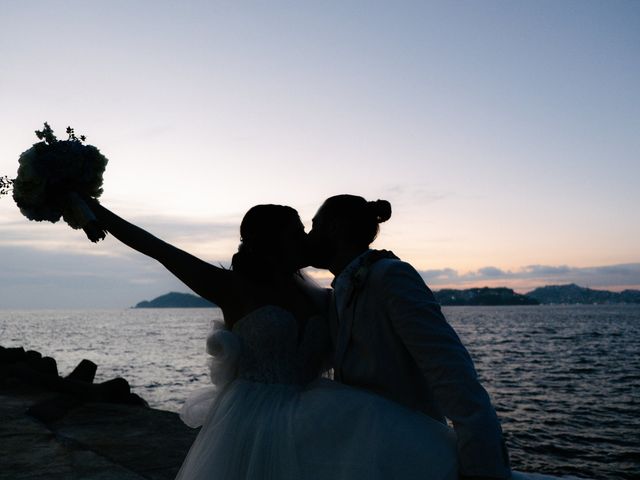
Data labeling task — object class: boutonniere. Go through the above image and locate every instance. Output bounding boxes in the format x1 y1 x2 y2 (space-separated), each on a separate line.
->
351 265 369 291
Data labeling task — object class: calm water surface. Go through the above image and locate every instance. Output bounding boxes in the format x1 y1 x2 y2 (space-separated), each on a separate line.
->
1 305 638 479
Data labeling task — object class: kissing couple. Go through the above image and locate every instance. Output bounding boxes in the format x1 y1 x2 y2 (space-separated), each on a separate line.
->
88 194 513 480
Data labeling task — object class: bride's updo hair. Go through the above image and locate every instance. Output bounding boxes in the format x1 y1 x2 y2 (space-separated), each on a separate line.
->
322 194 391 248
231 204 302 283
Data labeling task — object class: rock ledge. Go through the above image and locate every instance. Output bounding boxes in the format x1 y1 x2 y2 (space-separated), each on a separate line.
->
0 346 197 480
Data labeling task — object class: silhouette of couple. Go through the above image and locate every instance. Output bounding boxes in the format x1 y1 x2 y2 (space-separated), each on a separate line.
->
89 194 512 480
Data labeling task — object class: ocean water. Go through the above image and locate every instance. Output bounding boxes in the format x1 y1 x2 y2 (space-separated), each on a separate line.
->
1 305 638 479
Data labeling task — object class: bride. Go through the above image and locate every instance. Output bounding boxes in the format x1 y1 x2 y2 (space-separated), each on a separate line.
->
88 201 458 479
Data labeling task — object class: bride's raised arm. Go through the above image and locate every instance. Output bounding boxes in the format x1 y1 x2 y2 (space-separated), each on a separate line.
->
89 201 234 309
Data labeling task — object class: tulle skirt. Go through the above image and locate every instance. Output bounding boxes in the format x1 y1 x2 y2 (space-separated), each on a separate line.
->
176 378 458 480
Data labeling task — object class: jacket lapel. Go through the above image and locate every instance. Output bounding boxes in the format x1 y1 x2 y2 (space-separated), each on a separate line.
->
332 250 399 380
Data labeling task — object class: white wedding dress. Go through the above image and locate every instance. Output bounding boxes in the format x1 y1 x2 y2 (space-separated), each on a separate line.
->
176 305 459 479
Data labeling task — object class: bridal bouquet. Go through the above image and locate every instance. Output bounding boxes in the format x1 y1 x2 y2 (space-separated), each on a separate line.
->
0 123 108 242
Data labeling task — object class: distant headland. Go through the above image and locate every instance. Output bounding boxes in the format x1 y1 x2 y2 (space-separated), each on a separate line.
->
134 292 217 309
134 284 640 308
525 284 640 305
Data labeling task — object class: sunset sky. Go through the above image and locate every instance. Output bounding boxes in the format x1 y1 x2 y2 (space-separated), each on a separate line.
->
1 1 639 308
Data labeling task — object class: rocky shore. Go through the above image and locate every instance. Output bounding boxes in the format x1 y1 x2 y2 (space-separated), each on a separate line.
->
0 346 198 479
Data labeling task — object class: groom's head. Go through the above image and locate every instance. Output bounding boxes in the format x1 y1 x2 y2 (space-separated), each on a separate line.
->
307 194 392 271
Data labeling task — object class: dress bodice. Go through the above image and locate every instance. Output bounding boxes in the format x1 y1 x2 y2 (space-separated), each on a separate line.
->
232 306 300 384
231 305 330 385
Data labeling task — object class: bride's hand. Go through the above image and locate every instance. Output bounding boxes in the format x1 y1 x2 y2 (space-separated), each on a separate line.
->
64 192 107 242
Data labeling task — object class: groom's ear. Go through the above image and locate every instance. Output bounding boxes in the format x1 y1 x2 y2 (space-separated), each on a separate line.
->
330 217 351 238
319 215 339 233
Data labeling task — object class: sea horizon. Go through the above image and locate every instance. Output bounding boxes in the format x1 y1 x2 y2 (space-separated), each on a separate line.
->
4 280 640 311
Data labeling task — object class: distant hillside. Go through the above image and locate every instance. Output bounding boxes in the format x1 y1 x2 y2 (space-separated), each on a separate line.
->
134 292 217 308
526 284 640 304
136 284 640 308
434 287 539 306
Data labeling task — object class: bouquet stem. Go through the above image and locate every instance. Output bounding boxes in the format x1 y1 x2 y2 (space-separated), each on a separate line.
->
65 192 107 243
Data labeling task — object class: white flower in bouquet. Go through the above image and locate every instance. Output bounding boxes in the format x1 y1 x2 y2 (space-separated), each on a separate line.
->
0 123 109 242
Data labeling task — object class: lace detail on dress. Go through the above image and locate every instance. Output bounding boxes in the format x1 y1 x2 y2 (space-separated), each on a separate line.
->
232 306 300 384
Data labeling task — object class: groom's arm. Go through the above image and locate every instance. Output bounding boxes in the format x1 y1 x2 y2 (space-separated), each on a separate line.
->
378 260 511 479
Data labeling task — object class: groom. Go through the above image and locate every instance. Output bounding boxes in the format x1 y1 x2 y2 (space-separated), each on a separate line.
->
307 194 511 480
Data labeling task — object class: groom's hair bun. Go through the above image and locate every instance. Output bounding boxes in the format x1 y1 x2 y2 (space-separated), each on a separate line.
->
367 199 392 224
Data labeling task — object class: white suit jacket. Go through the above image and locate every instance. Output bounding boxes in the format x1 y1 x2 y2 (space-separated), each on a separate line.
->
330 251 511 479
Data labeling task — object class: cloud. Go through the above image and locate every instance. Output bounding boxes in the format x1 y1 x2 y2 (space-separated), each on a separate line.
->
0 210 239 260
2 201 639 307
418 268 460 283
383 184 449 207
0 212 241 309
475 266 506 278
0 242 188 309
